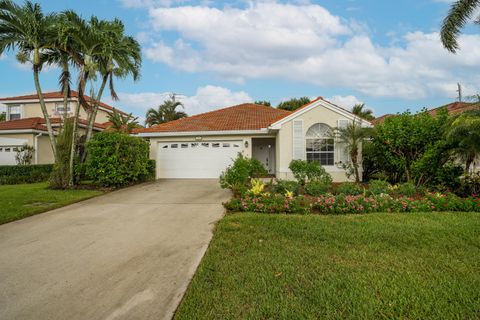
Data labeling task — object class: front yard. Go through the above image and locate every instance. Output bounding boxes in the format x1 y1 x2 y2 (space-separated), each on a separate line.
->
176 212 480 319
0 183 103 224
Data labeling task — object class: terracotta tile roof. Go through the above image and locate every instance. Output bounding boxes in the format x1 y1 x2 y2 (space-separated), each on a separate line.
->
372 101 480 125
136 103 292 133
0 91 126 114
0 117 108 132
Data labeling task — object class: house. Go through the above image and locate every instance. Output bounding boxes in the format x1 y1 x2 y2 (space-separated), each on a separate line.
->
0 91 123 165
134 97 372 182
371 101 480 125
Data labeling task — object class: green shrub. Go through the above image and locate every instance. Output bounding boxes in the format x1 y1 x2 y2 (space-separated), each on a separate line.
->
274 180 299 195
289 160 332 188
219 154 268 195
304 181 330 196
84 132 150 187
368 179 391 195
0 164 53 184
394 182 417 197
456 173 480 197
335 182 363 195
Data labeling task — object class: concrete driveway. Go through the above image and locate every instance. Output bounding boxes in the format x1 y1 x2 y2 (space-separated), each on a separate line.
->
0 179 230 320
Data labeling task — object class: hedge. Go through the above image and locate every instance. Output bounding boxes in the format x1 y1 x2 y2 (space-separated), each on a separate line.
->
0 164 54 185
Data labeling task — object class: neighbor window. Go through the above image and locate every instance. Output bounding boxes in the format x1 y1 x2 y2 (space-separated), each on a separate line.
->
54 102 72 115
8 105 21 120
306 123 334 166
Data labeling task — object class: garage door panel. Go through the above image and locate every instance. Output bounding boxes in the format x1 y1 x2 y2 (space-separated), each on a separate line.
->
157 141 242 179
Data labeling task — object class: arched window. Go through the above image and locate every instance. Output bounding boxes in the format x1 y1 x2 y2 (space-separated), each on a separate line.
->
305 123 334 166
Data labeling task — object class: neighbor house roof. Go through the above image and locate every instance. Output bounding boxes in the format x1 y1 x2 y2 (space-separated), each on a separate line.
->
136 103 292 133
372 101 480 125
0 91 126 114
0 117 108 132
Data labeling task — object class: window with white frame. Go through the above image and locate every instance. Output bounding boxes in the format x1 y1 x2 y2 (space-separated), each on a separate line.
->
306 123 334 166
54 102 72 115
8 105 21 120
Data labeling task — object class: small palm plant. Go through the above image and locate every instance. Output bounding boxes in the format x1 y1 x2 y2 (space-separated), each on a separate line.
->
333 120 372 183
145 95 187 127
107 108 140 134
351 103 374 121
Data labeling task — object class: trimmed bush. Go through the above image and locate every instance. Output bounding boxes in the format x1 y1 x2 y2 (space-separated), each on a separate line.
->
219 154 268 196
393 182 417 197
274 180 300 195
84 132 150 187
335 182 363 195
288 160 332 193
0 164 53 184
304 180 330 196
368 179 391 195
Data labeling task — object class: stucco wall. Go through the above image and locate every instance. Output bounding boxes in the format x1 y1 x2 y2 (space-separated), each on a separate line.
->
36 135 55 164
276 105 359 182
13 101 110 123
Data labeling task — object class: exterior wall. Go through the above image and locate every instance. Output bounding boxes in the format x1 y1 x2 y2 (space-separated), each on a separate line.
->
36 135 55 164
8 101 111 123
276 106 357 183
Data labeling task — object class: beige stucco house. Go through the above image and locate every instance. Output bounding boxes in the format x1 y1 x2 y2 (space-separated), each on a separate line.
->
0 91 121 165
135 97 372 182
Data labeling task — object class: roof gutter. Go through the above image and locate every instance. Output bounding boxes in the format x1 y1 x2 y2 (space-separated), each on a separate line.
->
135 128 271 138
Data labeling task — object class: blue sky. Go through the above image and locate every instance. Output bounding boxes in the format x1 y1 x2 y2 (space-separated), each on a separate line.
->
1 0 479 119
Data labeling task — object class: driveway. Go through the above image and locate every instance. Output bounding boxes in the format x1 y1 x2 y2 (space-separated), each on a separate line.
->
0 179 230 320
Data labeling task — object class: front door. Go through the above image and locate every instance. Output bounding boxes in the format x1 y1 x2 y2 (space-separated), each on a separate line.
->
252 139 275 174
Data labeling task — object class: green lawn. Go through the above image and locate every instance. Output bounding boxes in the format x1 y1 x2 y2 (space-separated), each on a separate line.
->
0 183 103 224
176 212 480 319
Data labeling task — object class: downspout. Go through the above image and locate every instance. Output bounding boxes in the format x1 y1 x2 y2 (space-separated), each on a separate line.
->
34 133 42 164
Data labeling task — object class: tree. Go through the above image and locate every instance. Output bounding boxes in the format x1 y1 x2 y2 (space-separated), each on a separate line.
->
0 0 58 159
441 0 480 52
0 112 5 121
333 120 371 182
15 143 34 165
254 100 271 107
277 97 311 111
446 109 480 173
107 109 140 133
351 103 374 121
145 95 187 127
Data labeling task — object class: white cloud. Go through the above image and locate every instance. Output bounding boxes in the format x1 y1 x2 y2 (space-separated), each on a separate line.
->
115 85 252 121
142 1 480 100
327 95 362 110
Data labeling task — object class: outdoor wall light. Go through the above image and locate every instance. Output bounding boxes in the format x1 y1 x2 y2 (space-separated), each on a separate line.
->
195 136 202 141
244 141 249 148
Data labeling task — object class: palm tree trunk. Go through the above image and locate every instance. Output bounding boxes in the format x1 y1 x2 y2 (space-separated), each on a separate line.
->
85 74 108 144
33 65 57 161
351 149 360 183
68 72 86 187
61 62 70 121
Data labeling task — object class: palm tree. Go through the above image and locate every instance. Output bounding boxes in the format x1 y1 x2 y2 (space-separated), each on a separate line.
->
107 109 140 133
446 109 480 173
145 95 187 127
441 0 480 52
0 0 58 159
333 120 371 182
351 103 374 121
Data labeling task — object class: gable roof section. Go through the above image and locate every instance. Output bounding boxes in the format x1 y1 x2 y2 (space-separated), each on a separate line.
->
0 117 108 133
135 103 292 134
269 97 373 129
0 91 126 115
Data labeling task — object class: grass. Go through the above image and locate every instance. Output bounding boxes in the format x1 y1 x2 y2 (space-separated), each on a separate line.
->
175 212 480 319
0 182 103 224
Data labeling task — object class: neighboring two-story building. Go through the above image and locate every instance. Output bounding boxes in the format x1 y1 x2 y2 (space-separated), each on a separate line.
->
0 91 123 165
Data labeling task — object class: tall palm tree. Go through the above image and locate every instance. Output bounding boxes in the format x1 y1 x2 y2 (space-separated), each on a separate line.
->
446 109 480 173
351 103 374 121
107 109 140 133
0 0 58 159
145 95 187 127
333 120 371 182
84 18 141 144
441 0 480 52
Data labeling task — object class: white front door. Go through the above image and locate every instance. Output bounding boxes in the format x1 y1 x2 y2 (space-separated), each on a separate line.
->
156 141 243 179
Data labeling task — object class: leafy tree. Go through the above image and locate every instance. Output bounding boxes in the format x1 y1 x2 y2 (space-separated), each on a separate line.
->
254 100 271 107
0 112 5 121
446 109 480 173
15 143 34 165
145 95 187 127
0 0 58 159
441 0 480 52
277 97 311 111
333 120 371 182
351 103 374 121
107 108 140 133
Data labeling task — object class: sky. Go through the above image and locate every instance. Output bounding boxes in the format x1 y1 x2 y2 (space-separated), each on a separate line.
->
1 0 479 120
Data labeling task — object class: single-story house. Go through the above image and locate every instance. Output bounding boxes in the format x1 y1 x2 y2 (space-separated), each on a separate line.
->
134 97 372 182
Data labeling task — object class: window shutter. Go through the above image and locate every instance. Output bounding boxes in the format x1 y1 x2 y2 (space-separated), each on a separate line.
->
336 119 349 164
292 120 305 160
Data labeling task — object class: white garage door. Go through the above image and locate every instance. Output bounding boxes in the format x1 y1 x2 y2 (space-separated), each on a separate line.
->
0 146 20 165
157 141 243 179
